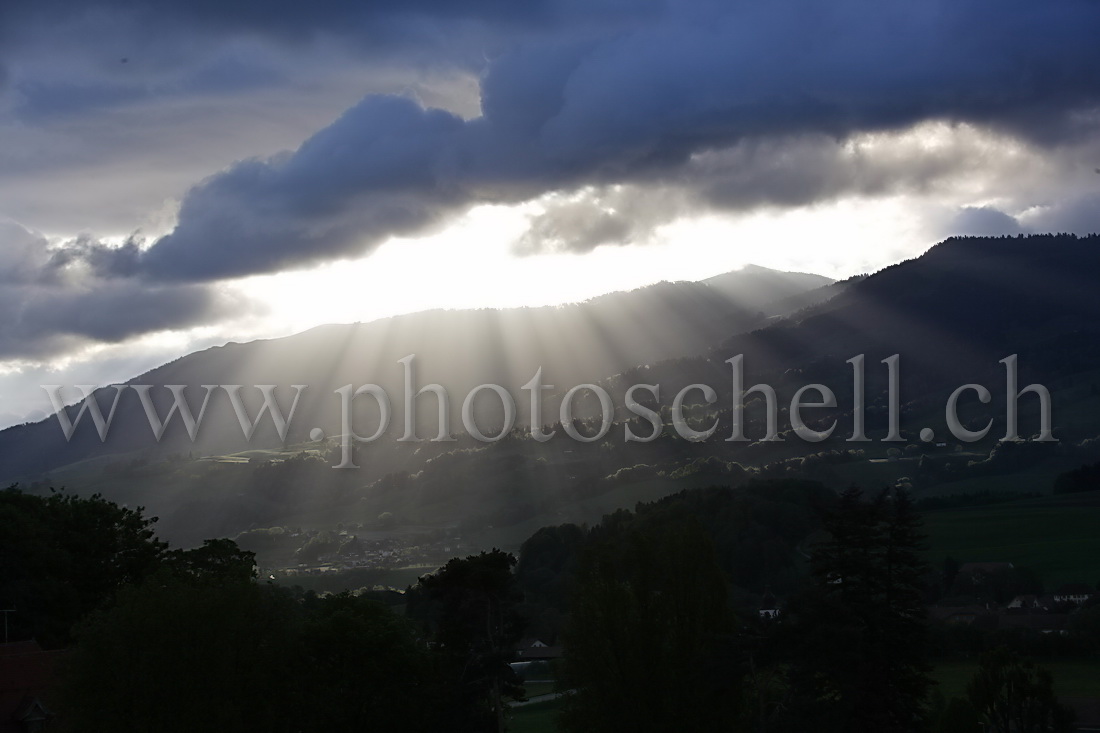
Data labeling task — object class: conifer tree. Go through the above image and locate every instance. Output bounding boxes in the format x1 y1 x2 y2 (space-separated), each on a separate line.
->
783 486 932 732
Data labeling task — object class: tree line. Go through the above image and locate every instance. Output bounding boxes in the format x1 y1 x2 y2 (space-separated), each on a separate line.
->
0 482 1082 732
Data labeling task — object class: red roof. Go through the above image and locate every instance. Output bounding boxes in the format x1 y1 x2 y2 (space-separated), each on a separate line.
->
0 641 67 733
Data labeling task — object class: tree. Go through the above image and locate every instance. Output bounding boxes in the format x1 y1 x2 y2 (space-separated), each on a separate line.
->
165 538 257 583
62 580 441 733
1053 461 1100 494
298 592 439 731
0 485 166 646
934 697 982 733
407 549 525 733
61 578 304 733
560 517 738 733
782 486 932 732
967 647 1075 733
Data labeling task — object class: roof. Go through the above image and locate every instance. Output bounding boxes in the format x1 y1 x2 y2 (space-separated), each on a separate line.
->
0 640 67 733
0 642 42 658
515 645 562 660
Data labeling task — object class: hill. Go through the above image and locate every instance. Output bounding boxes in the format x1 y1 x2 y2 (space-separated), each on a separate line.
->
0 265 833 481
3 235 1099 557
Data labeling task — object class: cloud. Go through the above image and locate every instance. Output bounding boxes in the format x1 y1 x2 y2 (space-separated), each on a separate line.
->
88 0 1096 278
0 5 493 234
134 95 471 280
0 0 555 41
512 121 1087 254
513 195 636 255
512 185 690 255
3 1 1099 276
0 221 252 359
1022 194 1100 235
0 220 54 284
945 207 1025 237
0 0 599 125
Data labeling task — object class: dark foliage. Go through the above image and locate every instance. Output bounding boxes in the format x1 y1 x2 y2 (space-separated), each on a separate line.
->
1053 461 1100 494
406 549 525 733
0 485 165 646
62 583 439 733
967 647 1075 733
560 516 738 732
781 487 932 733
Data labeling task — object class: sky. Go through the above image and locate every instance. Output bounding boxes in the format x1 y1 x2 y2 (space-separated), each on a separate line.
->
1 0 1099 427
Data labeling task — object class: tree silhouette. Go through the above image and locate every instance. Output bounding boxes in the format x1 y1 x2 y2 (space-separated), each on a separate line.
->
561 516 738 732
783 486 932 732
967 647 1075 733
407 549 525 733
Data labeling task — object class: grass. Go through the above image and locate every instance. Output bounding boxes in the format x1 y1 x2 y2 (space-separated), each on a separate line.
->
921 491 1100 585
504 660 1100 732
933 659 1100 700
273 565 430 594
508 700 562 733
914 455 1085 499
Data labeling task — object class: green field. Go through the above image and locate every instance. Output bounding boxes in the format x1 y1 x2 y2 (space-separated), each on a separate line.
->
502 660 1100 733
273 565 431 593
933 659 1100 700
922 492 1100 585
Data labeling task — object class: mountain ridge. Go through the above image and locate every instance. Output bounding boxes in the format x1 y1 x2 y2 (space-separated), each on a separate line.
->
0 264 836 481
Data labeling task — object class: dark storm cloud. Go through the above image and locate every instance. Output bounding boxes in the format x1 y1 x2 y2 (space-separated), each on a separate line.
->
12 59 285 124
0 0 546 129
138 95 472 279
0 0 641 105
0 281 234 359
92 0 1097 278
4 0 1100 277
0 0 550 43
0 222 249 359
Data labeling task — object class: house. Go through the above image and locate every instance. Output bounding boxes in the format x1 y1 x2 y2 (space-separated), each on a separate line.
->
514 639 562 661
0 640 66 733
759 592 780 620
1007 594 1045 610
1052 583 1094 606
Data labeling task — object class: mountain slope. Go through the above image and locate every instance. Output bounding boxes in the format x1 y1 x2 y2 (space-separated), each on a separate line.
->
618 234 1100 443
703 265 832 312
5 235 1098 550
0 265 835 481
